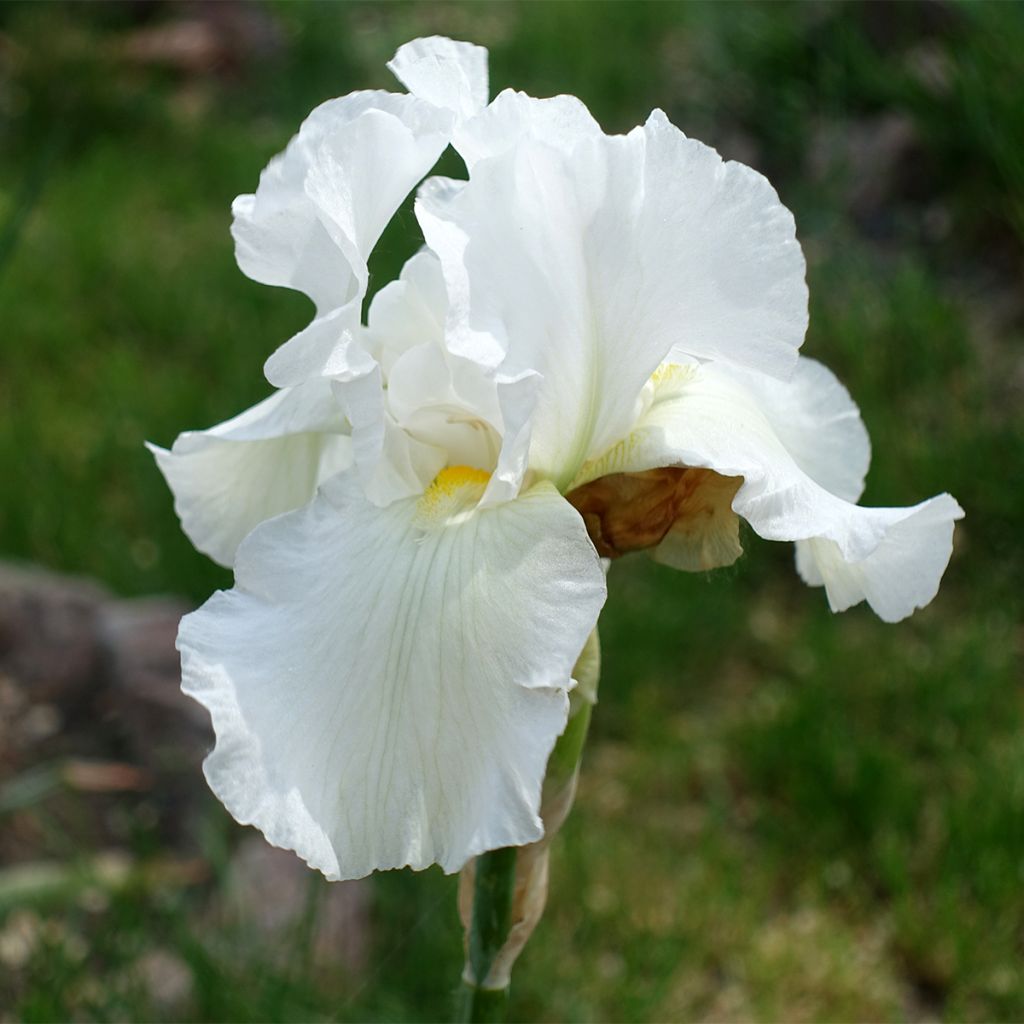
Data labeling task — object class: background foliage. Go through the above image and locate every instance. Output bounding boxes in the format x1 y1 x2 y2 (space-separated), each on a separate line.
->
1 1 1022 1021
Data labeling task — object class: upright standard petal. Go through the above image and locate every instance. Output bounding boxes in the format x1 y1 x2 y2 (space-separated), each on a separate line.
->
148 380 351 567
388 36 489 120
231 90 452 389
452 88 602 168
178 470 607 879
364 248 450 375
333 249 505 506
419 110 808 491
572 361 962 621
233 92 447 312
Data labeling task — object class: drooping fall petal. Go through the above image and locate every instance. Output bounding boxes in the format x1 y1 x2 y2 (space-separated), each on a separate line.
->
177 469 607 879
572 360 962 621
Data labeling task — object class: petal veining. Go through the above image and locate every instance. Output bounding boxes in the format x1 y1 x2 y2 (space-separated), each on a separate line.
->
178 472 607 879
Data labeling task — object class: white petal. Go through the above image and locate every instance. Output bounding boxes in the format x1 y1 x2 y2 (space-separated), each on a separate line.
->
233 92 443 310
452 88 601 168
419 111 808 490
178 471 607 879
366 248 500 434
419 138 624 488
794 497 960 622
718 358 956 620
301 100 450 268
640 111 808 378
264 304 376 392
386 344 501 470
361 236 540 504
231 187 347 316
575 363 962 621
148 380 351 567
480 370 542 506
343 249 502 503
231 91 452 389
388 36 489 120
725 357 870 503
365 249 448 375
332 368 446 507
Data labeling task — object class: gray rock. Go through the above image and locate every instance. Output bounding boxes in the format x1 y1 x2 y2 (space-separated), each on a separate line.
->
220 837 372 976
0 563 108 705
98 596 211 771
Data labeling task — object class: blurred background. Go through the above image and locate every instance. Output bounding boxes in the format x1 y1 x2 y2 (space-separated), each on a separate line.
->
1 1 1022 1020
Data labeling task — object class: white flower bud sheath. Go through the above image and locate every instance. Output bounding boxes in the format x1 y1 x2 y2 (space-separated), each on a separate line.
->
151 36 962 880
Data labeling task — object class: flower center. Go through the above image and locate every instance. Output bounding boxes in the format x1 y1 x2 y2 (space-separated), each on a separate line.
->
414 465 492 528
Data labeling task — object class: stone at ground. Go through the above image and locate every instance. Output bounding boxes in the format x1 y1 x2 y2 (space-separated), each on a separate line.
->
0 560 375 980
98 596 210 772
0 563 107 706
0 562 207 855
133 947 194 1013
219 837 372 976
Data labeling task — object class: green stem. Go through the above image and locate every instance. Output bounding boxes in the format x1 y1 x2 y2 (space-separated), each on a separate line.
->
457 846 517 1022
457 982 509 1024
455 628 601 1022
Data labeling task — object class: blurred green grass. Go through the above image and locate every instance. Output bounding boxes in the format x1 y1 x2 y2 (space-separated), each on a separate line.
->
1 1 1022 1021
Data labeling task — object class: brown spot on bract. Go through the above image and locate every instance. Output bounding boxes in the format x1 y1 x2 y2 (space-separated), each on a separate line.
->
567 467 743 571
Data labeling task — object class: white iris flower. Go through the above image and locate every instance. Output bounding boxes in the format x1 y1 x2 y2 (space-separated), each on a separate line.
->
150 37 963 881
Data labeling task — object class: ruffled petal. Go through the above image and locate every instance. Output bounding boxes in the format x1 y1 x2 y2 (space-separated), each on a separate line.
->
452 88 601 167
795 499 960 622
573 362 962 621
639 111 808 379
388 36 489 120
715 359 957 619
231 90 452 389
418 110 808 491
366 249 501 431
300 99 451 268
148 380 351 568
233 92 447 309
178 470 607 879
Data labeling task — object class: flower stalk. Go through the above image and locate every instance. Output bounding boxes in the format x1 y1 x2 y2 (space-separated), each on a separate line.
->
456 631 601 1022
457 846 517 1022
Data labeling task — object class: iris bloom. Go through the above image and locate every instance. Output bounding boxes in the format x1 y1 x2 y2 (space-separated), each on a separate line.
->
152 37 962 881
